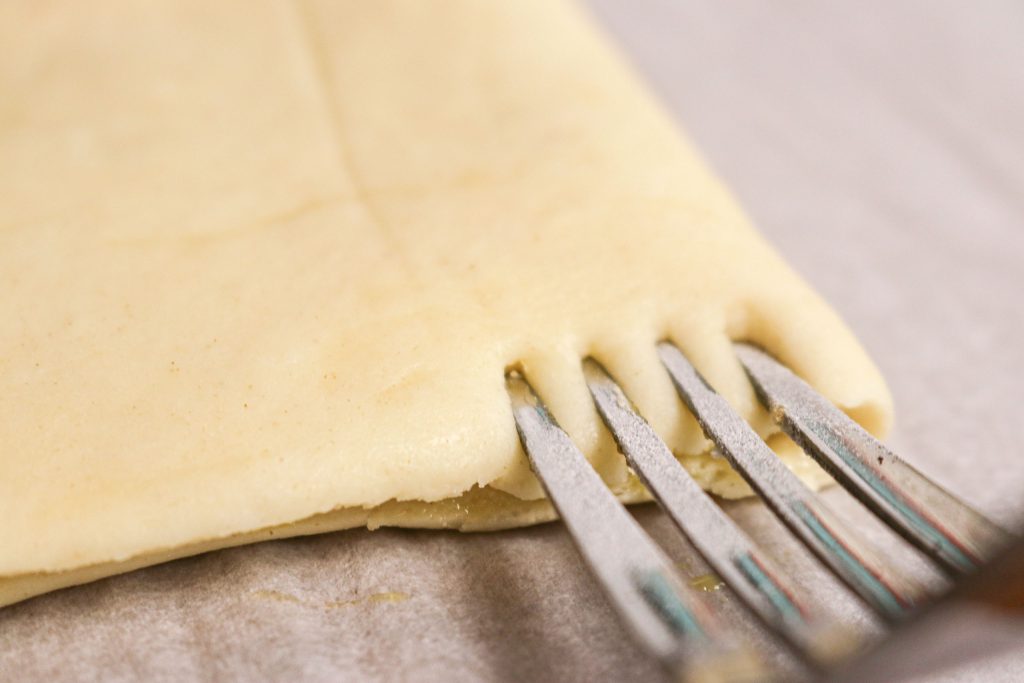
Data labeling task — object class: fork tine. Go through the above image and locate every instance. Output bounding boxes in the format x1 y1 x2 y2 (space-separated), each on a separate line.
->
734 343 1013 575
657 342 930 621
582 358 863 668
506 371 764 682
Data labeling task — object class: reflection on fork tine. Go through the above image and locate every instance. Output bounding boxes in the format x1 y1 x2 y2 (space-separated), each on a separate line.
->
658 342 930 621
506 372 764 683
734 343 1012 575
582 358 861 669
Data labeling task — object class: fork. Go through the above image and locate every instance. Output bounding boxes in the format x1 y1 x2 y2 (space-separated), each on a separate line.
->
506 341 1012 682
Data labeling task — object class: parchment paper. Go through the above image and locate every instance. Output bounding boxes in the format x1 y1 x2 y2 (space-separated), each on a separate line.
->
1 1 1022 681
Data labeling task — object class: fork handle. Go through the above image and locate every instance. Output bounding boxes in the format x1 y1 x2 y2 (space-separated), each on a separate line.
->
830 538 1024 683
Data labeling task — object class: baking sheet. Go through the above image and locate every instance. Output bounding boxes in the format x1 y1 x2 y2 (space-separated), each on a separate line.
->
2 1 1023 680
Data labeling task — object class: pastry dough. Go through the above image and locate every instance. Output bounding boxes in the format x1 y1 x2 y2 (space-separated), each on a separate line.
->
0 0 891 607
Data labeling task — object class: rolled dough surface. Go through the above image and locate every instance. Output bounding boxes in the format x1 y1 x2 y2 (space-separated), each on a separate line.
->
0 0 890 606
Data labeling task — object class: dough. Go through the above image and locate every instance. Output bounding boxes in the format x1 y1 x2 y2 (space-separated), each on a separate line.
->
0 0 891 607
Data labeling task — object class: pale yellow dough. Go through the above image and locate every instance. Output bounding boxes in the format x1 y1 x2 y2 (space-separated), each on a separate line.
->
0 0 891 607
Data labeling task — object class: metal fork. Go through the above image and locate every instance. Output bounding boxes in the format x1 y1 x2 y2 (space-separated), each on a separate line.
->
506 341 1012 681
